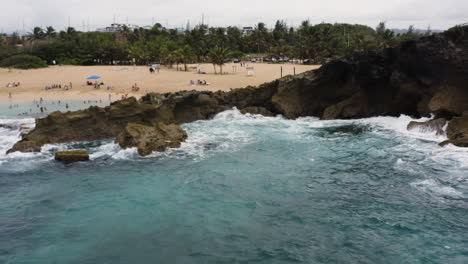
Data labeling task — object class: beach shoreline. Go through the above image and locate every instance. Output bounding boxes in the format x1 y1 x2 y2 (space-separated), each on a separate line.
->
0 63 320 102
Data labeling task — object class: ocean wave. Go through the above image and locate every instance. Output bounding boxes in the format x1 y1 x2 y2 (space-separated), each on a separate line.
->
0 109 467 172
411 179 464 199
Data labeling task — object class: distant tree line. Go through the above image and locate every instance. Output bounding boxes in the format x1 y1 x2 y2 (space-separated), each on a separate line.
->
0 21 432 69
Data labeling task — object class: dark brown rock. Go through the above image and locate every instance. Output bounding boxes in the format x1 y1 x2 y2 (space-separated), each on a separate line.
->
55 150 90 163
407 118 447 136
240 107 274 117
115 122 188 156
322 91 368 120
440 116 468 147
428 86 468 116
7 140 41 154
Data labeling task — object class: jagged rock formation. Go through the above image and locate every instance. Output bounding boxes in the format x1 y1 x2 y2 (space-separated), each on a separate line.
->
439 115 468 147
407 118 447 136
116 122 187 156
55 150 90 163
7 26 468 155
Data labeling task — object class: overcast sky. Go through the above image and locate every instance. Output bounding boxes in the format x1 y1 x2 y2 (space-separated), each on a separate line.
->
1 0 467 34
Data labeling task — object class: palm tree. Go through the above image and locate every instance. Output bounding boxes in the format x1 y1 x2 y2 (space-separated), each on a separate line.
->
45 26 56 39
208 46 232 74
161 41 179 68
178 45 194 71
252 22 268 56
29 27 45 52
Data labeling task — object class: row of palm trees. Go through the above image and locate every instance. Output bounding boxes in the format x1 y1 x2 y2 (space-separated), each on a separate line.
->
17 21 426 70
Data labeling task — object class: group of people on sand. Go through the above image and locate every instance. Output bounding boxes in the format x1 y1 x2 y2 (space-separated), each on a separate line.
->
6 82 20 88
86 81 104 89
44 82 73 90
190 80 209 86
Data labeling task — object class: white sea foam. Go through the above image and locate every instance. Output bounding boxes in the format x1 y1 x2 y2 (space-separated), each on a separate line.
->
1 110 467 186
411 179 464 199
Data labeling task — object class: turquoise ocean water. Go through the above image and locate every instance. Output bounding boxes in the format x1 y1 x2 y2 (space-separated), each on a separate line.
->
0 102 467 263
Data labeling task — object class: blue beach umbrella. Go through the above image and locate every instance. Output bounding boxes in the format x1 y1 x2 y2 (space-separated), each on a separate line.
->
86 75 101 80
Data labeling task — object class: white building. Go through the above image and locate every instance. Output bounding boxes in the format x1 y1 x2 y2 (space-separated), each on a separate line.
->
96 23 139 33
242 27 254 36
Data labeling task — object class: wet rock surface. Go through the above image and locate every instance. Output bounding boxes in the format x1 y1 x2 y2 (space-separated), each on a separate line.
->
407 118 447 136
439 116 468 147
55 150 90 163
116 123 188 156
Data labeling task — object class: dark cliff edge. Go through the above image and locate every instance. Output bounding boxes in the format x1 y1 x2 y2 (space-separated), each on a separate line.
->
8 25 468 155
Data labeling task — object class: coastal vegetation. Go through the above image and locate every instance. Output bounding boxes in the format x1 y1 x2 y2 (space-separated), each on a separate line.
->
0 54 47 69
0 21 430 69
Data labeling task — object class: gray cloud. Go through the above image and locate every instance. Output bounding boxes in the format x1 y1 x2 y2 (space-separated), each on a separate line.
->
1 0 467 34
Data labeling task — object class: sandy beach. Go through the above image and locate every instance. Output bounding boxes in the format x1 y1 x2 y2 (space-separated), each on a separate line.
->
0 63 319 102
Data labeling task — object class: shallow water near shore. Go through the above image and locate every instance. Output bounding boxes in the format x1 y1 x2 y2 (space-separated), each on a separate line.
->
0 108 467 263
0 99 110 118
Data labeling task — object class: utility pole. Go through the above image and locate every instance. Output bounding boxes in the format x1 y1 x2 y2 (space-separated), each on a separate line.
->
68 16 71 28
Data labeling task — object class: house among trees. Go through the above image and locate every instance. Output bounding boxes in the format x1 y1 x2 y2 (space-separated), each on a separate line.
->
96 23 139 33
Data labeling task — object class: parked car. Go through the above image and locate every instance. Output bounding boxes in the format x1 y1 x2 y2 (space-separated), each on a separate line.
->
232 58 241 63
289 59 299 64
251 57 261 63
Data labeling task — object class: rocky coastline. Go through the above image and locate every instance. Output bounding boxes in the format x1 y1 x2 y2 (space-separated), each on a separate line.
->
7 25 468 157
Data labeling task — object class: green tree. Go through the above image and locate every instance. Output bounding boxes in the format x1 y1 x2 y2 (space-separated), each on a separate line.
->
208 46 232 74
45 26 56 39
178 45 194 71
375 22 395 49
29 27 45 52
252 22 270 55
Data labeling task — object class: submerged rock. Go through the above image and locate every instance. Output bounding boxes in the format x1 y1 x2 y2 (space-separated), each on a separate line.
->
55 150 90 163
116 122 187 156
407 118 447 136
0 124 17 130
